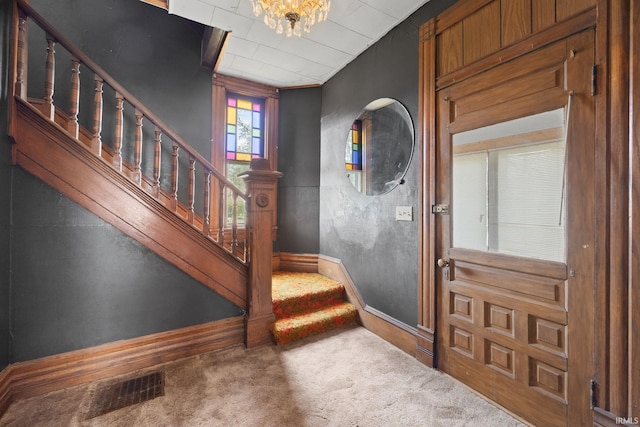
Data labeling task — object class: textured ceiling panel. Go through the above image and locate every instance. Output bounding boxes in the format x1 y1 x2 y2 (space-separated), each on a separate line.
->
165 0 430 87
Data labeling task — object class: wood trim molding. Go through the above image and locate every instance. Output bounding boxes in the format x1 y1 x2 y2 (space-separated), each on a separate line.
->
630 0 640 418
277 253 319 272
418 16 438 368
317 255 418 356
139 0 168 10
0 366 11 417
6 317 244 403
594 407 624 427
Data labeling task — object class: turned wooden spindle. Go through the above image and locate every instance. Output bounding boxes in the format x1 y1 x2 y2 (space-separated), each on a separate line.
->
153 128 162 193
217 181 226 246
171 144 179 211
15 10 28 99
43 35 56 120
231 192 238 255
188 156 196 223
91 75 103 155
113 93 124 172
203 170 211 236
67 57 80 139
133 109 143 185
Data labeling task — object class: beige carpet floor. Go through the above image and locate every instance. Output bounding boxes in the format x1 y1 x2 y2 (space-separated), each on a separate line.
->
0 326 526 427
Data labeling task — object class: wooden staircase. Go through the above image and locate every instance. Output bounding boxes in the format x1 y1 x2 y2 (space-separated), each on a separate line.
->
8 0 281 346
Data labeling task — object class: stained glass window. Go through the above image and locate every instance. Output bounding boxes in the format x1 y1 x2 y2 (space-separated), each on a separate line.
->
226 95 264 162
345 120 362 170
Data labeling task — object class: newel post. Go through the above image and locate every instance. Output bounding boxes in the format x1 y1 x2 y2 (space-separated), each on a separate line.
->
240 158 283 348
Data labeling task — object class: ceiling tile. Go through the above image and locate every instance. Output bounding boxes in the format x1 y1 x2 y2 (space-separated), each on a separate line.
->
335 4 397 39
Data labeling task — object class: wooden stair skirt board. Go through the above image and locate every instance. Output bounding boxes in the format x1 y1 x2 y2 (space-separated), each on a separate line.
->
11 98 248 309
275 253 418 355
270 271 358 345
0 316 244 416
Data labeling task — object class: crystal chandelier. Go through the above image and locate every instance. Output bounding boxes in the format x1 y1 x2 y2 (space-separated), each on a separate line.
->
251 0 331 37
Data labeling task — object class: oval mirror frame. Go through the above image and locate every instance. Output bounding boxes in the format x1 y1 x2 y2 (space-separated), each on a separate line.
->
345 98 415 195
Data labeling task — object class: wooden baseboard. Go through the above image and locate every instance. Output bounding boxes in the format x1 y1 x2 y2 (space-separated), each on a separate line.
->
0 366 12 417
317 254 418 356
7 316 244 403
417 325 436 367
594 407 634 427
278 253 319 272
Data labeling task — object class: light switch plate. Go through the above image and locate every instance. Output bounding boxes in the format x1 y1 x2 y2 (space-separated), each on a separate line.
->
395 206 413 221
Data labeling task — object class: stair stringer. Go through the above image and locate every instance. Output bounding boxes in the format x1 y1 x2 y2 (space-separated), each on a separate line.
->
11 97 248 309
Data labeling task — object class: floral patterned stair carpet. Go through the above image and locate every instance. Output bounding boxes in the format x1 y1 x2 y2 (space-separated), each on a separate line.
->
270 271 358 345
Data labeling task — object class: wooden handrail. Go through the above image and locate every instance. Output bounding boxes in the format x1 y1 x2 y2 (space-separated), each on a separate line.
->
14 0 249 264
15 0 244 197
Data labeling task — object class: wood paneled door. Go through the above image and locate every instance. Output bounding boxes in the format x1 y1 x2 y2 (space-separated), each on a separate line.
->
433 30 595 427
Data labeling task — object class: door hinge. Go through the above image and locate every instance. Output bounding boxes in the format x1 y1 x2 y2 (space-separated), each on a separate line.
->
432 204 450 215
590 379 597 409
591 65 597 96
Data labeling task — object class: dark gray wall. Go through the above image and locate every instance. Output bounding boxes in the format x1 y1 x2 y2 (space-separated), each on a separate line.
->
276 87 321 254
5 0 242 363
29 0 212 156
27 0 213 214
11 169 241 362
320 0 457 327
0 0 13 370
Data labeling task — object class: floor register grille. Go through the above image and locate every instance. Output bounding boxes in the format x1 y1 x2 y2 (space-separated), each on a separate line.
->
86 371 164 419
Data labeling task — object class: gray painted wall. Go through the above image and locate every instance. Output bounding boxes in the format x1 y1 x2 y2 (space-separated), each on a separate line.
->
6 0 242 363
11 169 241 362
319 0 457 327
0 0 12 370
276 87 321 254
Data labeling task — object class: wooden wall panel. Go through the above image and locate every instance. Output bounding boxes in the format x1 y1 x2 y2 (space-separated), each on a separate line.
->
463 1 501 65
502 0 532 46
532 0 557 32
437 22 463 76
557 0 596 21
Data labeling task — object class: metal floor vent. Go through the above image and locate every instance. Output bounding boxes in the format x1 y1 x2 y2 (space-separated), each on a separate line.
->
87 371 165 419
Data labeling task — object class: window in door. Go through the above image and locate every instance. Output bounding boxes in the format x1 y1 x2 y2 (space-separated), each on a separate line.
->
452 108 567 262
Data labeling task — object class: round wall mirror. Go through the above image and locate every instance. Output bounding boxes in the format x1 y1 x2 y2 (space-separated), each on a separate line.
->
345 98 414 195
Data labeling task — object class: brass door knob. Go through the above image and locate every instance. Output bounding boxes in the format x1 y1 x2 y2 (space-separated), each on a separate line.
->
437 258 449 268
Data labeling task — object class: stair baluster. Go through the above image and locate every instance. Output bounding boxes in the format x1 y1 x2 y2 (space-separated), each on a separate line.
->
153 128 162 195
113 93 124 172
188 156 196 223
91 75 103 156
133 109 143 185
203 169 211 236
217 181 226 247
15 10 27 99
68 57 80 139
43 35 55 120
171 144 179 211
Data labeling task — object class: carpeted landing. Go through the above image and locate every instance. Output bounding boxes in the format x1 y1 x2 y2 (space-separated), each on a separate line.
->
270 271 358 345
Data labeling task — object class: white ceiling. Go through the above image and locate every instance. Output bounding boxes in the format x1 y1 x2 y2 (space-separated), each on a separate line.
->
166 0 430 88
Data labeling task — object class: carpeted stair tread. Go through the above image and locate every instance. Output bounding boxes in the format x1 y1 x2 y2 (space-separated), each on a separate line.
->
272 271 346 318
271 301 358 345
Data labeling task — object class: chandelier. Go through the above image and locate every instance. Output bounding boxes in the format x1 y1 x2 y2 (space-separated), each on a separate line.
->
250 0 331 37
